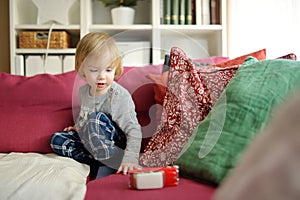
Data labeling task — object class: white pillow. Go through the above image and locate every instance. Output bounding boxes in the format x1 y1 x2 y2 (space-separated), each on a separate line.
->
0 153 90 200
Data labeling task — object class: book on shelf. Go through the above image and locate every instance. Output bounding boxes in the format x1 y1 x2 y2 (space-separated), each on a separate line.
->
210 0 221 24
160 0 164 24
201 0 210 25
195 0 202 25
178 0 185 24
191 0 196 24
163 0 171 24
185 0 193 25
162 0 194 25
161 0 221 25
171 0 179 24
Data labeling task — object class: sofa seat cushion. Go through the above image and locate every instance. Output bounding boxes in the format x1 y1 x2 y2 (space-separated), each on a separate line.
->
0 152 89 200
85 174 215 200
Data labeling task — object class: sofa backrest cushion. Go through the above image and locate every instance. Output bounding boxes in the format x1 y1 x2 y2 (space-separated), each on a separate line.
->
0 71 76 153
115 65 163 151
0 65 162 153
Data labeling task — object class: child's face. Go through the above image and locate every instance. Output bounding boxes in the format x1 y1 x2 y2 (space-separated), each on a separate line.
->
82 52 116 96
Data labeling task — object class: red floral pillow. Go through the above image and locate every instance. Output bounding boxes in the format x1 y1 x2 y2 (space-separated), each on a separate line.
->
147 49 267 128
139 47 239 167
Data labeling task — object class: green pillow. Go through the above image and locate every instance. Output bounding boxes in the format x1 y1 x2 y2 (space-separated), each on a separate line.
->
175 58 300 186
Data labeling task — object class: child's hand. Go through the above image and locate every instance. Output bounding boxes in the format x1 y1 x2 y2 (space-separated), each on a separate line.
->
63 126 78 131
117 163 141 175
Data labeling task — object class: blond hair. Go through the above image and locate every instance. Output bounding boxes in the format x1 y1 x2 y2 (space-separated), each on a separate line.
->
75 32 123 78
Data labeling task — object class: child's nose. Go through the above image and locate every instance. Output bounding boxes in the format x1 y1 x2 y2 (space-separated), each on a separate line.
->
97 73 105 80
98 74 105 80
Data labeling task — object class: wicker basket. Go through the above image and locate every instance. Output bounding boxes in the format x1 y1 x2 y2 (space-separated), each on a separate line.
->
19 31 71 49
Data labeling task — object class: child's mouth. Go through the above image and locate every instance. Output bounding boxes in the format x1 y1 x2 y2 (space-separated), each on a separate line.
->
97 83 105 88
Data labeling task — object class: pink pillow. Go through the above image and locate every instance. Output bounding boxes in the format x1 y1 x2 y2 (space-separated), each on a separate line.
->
0 71 77 153
145 72 168 126
140 47 240 167
193 56 230 65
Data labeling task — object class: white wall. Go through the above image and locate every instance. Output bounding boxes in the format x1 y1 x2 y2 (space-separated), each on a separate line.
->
228 0 300 59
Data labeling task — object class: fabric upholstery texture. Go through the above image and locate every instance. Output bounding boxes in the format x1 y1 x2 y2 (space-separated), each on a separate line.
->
0 153 89 200
0 65 162 153
85 173 215 200
0 71 76 153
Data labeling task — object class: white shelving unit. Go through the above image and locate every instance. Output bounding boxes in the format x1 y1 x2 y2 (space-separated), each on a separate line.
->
9 0 227 75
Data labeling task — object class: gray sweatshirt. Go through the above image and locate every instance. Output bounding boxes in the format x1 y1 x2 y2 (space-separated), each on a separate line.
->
75 81 142 164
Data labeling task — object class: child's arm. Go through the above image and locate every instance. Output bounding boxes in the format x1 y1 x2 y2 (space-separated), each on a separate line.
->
111 85 143 174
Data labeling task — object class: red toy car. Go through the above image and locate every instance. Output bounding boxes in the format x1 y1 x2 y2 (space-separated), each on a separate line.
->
128 165 179 190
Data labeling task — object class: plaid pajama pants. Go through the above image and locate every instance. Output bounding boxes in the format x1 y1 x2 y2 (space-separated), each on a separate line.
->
50 112 126 167
50 130 96 165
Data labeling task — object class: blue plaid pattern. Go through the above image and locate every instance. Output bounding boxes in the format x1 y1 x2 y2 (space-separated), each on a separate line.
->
50 112 126 164
50 130 95 165
79 112 126 161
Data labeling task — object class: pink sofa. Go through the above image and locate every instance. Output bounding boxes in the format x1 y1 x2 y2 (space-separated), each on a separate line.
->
2 47 298 199
0 65 216 199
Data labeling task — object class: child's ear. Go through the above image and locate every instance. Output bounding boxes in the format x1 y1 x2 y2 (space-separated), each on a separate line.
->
76 65 86 80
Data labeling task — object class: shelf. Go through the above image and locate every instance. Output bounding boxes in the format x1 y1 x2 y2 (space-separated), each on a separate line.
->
14 24 81 36
89 24 153 31
89 25 153 42
89 24 221 32
16 48 76 54
15 24 81 30
10 0 227 75
158 24 223 31
157 25 223 37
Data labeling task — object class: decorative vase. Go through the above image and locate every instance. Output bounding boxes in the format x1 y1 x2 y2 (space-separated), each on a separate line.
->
111 6 135 25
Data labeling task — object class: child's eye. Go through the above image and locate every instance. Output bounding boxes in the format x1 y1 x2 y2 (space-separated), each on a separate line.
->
90 69 98 72
106 69 113 72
